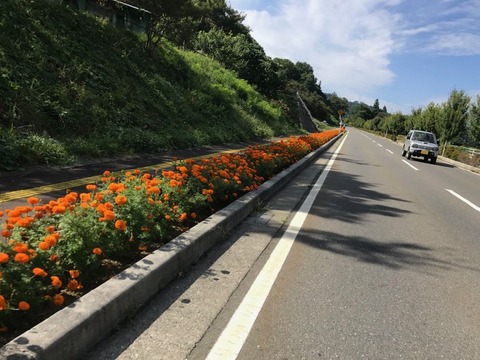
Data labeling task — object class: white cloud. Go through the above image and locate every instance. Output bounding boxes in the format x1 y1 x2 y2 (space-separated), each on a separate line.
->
425 33 480 55
234 0 400 98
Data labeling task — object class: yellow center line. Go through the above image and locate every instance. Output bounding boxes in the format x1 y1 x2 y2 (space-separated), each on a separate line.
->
0 149 245 204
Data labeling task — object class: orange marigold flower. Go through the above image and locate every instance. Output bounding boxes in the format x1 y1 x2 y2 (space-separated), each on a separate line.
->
177 166 188 174
86 184 97 191
93 247 103 256
16 217 34 227
0 295 7 310
69 269 80 279
52 294 64 306
179 213 188 222
27 197 40 205
147 186 160 195
190 213 197 219
50 276 62 289
32 267 48 277
115 219 127 231
44 234 58 247
103 170 111 176
1 230 11 238
0 253 9 263
165 214 171 221
80 193 92 203
14 253 30 264
18 301 30 311
0 211 3 217
115 195 128 206
138 244 147 252
52 205 66 214
46 225 55 233
50 254 59 262
38 241 51 251
67 279 82 291
103 210 115 221
13 242 28 253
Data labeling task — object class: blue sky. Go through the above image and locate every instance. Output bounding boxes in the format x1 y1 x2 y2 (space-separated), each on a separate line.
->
228 0 480 113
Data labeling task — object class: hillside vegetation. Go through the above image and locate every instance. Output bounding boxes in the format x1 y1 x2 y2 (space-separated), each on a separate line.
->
0 0 301 170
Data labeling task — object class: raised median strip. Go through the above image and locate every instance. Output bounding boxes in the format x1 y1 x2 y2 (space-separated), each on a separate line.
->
0 133 343 360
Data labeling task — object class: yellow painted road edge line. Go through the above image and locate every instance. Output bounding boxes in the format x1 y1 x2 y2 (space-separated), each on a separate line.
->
0 149 243 204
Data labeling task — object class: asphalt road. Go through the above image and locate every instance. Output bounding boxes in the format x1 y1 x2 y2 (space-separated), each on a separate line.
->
188 128 480 359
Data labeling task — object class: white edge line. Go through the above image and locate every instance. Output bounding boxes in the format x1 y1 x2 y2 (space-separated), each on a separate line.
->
402 159 419 171
445 189 480 213
205 134 349 360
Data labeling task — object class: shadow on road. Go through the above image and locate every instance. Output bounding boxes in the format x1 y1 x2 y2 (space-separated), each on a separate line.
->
308 170 412 224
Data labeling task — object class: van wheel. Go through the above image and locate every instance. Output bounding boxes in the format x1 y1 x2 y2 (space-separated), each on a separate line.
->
431 157 437 164
401 148 406 157
407 149 411 159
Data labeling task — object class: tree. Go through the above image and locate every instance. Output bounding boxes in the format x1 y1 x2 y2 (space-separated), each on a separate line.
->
192 0 250 37
379 112 406 135
328 93 349 120
129 0 195 53
419 102 442 132
353 103 374 121
372 98 380 116
467 95 480 145
437 89 471 145
193 28 279 97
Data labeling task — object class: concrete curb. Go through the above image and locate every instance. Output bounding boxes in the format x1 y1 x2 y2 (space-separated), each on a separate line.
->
437 155 480 174
0 133 344 360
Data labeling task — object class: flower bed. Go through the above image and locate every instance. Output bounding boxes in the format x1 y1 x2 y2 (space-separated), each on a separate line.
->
0 129 343 341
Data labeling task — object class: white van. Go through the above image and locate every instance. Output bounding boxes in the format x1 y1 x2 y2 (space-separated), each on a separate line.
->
402 130 439 164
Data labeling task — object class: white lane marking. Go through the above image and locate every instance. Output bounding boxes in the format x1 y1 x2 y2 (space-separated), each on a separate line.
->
446 189 480 213
386 149 394 154
205 133 349 360
372 140 376 144
377 143 383 148
402 160 419 171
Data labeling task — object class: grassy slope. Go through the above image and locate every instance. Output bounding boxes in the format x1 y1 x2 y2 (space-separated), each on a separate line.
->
0 0 300 170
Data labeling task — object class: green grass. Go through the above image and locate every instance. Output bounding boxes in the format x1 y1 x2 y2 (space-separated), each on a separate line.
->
0 0 300 170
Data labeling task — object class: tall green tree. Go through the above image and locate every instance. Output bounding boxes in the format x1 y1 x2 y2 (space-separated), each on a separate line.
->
419 102 442 132
467 95 480 145
437 89 471 145
372 98 380 116
192 0 250 37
